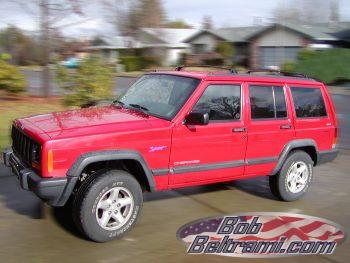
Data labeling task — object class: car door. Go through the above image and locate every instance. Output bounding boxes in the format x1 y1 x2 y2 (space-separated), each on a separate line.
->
169 82 247 187
245 82 295 176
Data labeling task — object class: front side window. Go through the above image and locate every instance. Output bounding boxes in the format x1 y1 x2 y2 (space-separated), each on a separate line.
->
249 85 287 119
120 74 200 120
291 87 327 118
192 84 241 121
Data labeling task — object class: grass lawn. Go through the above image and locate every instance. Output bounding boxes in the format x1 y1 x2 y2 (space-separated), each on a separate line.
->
0 95 65 152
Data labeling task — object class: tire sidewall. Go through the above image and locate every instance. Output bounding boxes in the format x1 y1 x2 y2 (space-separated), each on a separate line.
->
279 152 313 201
80 171 143 242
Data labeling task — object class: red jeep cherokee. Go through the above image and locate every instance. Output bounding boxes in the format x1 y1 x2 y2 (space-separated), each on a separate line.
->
3 68 338 242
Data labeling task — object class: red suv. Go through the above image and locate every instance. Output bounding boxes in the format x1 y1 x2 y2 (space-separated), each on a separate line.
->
3 68 338 242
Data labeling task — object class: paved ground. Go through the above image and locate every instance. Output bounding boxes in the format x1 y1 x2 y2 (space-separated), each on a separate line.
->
0 151 349 262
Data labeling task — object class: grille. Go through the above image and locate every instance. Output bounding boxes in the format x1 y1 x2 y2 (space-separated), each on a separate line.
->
11 125 41 166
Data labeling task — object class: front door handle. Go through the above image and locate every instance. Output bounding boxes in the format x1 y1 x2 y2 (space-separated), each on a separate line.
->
232 127 246 133
280 124 292 129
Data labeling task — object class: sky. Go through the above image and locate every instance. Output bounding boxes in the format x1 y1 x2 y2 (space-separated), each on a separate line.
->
0 0 349 38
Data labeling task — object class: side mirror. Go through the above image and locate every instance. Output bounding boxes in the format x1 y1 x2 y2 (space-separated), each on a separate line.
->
185 112 209 125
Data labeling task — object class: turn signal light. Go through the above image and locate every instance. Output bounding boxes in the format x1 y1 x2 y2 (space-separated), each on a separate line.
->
47 150 53 173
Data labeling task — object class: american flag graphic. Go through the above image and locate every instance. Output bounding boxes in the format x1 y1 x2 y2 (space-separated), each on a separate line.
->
178 214 345 255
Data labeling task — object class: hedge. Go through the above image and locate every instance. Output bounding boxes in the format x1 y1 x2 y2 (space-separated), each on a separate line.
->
283 48 350 84
119 56 159 72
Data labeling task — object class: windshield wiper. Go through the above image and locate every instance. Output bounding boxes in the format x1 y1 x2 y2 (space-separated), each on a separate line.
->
112 100 125 107
128 103 149 111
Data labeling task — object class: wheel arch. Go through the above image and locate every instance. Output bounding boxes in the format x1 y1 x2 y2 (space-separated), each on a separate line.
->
67 150 156 192
271 139 319 176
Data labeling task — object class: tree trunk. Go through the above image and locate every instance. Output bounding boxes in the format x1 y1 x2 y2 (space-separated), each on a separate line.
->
40 0 50 97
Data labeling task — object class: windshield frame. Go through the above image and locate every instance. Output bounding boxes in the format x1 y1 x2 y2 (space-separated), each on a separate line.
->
118 73 201 121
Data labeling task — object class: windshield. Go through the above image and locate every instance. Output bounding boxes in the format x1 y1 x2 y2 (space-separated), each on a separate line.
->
119 74 200 120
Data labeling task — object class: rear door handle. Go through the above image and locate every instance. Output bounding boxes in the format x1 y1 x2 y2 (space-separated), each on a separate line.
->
232 127 246 133
280 124 292 129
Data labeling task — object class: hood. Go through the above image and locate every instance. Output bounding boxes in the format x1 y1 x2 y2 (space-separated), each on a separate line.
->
24 106 153 139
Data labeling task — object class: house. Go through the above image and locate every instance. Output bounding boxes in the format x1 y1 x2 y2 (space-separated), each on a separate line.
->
137 28 198 66
184 22 350 68
87 28 198 66
86 36 142 63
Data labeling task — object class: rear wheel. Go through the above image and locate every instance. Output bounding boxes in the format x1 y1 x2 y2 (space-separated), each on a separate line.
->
269 151 313 201
72 170 143 242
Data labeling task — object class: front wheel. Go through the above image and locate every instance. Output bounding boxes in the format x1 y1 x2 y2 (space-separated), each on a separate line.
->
269 151 313 201
72 170 143 242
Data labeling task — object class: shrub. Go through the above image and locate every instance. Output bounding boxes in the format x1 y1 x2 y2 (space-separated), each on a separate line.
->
281 61 296 72
203 57 224 66
119 56 160 72
55 57 114 106
0 59 26 93
294 48 350 83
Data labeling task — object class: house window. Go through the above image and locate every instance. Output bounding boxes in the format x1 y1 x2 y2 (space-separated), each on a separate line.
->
259 47 301 68
193 44 206 54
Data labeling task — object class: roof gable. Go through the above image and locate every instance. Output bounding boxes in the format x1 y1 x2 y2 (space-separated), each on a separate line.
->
140 28 198 48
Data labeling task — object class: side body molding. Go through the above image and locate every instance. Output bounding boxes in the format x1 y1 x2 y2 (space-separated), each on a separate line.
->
270 139 318 176
67 150 156 192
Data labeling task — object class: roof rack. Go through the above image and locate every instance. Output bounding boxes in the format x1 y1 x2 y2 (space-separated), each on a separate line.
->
175 65 238 74
247 69 310 79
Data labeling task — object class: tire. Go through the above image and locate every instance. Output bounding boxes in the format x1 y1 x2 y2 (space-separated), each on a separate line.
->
269 151 313 201
72 170 143 242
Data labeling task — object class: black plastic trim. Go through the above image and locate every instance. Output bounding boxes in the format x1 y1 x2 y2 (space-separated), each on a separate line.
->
67 150 156 192
152 168 169 176
153 156 279 176
246 157 278 165
2 149 75 207
172 160 245 174
271 139 318 175
317 149 339 165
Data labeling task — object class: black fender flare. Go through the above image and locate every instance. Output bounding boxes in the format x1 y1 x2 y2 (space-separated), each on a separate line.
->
67 150 156 191
270 139 318 176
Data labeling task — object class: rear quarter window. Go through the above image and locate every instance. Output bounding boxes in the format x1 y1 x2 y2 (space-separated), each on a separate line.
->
290 87 327 118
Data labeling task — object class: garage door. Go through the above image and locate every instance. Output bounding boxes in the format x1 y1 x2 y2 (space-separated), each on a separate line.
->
259 47 301 68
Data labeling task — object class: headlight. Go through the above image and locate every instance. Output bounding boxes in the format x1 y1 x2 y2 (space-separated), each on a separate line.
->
31 144 41 168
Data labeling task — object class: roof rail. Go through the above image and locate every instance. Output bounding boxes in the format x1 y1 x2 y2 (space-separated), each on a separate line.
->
247 69 310 79
175 65 237 74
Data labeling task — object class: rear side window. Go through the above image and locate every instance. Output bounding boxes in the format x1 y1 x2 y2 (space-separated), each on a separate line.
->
290 87 327 118
192 84 241 121
249 86 287 119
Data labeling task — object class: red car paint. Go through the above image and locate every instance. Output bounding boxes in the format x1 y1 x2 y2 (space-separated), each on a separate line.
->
12 71 338 191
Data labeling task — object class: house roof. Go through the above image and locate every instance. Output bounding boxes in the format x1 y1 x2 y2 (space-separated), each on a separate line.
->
140 28 198 48
185 22 350 43
87 36 143 50
247 23 342 41
210 26 263 42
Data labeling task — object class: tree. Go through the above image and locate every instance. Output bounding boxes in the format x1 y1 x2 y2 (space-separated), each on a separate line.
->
272 0 338 24
0 26 41 65
202 15 213 30
330 0 340 23
102 0 141 36
102 0 166 36
11 0 85 97
163 20 193 29
55 57 114 106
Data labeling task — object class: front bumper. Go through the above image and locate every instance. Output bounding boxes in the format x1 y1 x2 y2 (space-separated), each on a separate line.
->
3 148 77 207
